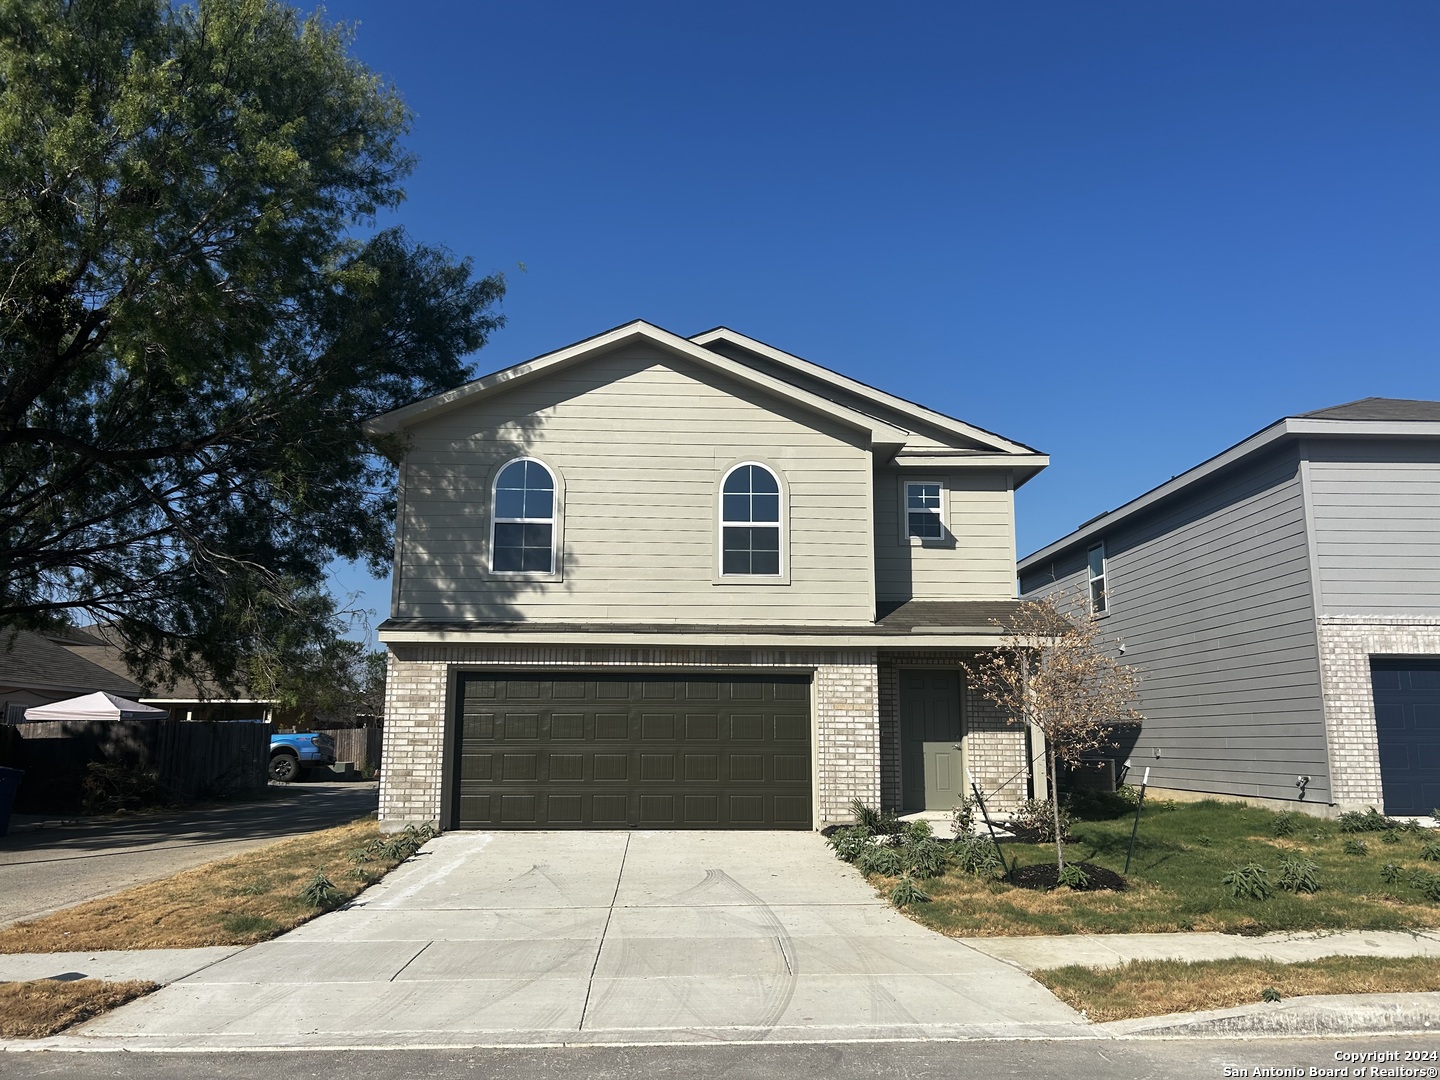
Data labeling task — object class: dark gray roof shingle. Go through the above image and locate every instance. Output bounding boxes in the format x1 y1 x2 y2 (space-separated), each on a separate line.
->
1298 397 1440 422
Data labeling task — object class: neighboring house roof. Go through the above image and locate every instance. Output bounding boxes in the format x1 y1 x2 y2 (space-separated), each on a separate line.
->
364 319 1048 482
64 625 269 705
1019 397 1440 571
1299 397 1440 422
0 629 144 698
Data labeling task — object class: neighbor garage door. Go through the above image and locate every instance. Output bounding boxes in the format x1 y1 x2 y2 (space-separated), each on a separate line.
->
1370 658 1440 817
451 673 812 829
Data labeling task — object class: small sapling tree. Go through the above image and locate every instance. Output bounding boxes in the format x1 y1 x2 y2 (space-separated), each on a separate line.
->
965 591 1142 872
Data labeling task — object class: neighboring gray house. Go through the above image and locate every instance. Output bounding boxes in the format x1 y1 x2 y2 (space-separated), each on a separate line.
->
369 320 1049 831
1 627 145 722
1019 399 1440 818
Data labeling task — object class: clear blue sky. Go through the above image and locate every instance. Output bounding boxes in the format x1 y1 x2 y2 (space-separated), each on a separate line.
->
319 0 1440 637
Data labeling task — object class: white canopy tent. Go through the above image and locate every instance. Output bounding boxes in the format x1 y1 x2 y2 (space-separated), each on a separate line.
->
24 691 168 722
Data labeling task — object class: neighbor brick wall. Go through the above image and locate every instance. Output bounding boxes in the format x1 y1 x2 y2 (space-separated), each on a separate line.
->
876 650 1030 819
1316 615 1440 808
377 644 881 831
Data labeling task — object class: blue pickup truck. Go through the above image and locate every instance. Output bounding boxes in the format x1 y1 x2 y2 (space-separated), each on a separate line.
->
269 731 337 782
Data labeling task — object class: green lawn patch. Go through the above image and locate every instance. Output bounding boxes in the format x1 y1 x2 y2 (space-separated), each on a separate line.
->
880 799 1440 936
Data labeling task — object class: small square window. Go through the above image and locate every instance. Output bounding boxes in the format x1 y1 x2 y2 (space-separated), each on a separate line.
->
904 481 945 540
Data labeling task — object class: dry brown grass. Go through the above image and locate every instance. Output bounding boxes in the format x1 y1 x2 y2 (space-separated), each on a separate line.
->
0 818 408 953
0 979 156 1038
1034 955 1440 1022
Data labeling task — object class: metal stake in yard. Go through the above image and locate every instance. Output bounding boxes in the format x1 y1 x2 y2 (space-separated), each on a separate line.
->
968 769 1011 879
1124 766 1150 875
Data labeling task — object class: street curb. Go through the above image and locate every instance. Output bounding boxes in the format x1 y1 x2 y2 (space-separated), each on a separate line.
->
1100 992 1440 1038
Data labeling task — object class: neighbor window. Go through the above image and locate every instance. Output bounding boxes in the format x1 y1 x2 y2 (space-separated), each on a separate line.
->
720 463 782 576
491 458 556 574
905 481 944 540
1088 543 1108 615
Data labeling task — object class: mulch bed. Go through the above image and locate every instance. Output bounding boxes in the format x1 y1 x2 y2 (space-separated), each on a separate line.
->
1006 861 1128 892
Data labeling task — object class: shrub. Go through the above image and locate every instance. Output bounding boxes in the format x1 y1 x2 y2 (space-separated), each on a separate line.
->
950 795 977 838
850 799 902 837
299 869 341 909
1057 863 1091 890
888 876 930 908
954 837 1004 876
856 845 905 877
1338 808 1396 833
1342 838 1369 856
1007 798 1072 844
1381 863 1404 884
1196 835 1212 847
1381 830 1400 845
826 826 871 864
1261 987 1282 1003
1222 863 1272 900
1409 870 1440 903
1276 855 1319 894
900 820 934 844
1063 788 1136 821
1420 841 1440 863
1398 818 1424 834
79 763 172 814
904 838 951 879
1269 812 1298 839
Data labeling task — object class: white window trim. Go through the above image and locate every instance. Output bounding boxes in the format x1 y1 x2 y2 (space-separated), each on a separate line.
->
901 477 948 546
1088 542 1108 617
488 456 564 581
714 459 789 585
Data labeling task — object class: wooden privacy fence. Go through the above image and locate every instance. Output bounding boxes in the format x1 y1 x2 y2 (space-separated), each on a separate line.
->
11 719 270 803
327 726 382 773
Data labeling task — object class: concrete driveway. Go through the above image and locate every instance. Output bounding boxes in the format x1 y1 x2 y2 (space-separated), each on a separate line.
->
0 782 379 928
76 830 1088 1048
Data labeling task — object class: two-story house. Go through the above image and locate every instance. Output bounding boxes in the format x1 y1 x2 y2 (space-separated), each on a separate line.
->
368 321 1048 831
1019 399 1440 819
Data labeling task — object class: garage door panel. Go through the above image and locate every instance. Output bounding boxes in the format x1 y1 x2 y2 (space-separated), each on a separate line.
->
453 674 811 829
1370 659 1440 818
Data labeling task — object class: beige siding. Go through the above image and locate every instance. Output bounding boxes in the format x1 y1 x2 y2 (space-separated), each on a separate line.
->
395 345 874 624
874 468 1017 602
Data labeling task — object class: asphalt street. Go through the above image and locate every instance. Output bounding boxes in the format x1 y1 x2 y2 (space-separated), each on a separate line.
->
0 781 379 927
4 1036 1440 1079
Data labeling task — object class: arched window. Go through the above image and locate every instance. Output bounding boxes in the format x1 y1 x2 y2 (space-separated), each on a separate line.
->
720 463 782 576
490 458 556 574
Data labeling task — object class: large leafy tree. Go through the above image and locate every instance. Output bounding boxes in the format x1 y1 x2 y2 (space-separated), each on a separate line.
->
0 0 503 687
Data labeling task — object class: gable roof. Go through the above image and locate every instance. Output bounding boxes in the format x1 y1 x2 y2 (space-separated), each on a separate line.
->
690 327 1040 456
1019 397 1440 570
364 320 1048 477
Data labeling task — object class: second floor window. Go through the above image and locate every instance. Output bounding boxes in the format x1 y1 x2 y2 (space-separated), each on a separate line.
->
905 481 944 540
721 463 781 576
1088 542 1108 615
491 458 556 574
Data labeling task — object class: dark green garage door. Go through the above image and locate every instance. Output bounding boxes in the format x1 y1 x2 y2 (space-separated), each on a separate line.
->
1371 659 1440 817
452 673 812 829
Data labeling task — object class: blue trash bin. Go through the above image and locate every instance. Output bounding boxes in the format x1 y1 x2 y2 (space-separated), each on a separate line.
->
0 766 23 837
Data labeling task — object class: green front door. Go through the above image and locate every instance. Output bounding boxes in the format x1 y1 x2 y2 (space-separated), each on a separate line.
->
899 670 964 811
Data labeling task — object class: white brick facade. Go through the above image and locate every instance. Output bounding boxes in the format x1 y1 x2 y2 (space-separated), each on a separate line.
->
378 644 890 831
1316 615 1440 808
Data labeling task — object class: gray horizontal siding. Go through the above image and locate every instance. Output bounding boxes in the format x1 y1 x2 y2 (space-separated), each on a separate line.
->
1304 437 1440 617
394 345 875 624
1022 445 1330 803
